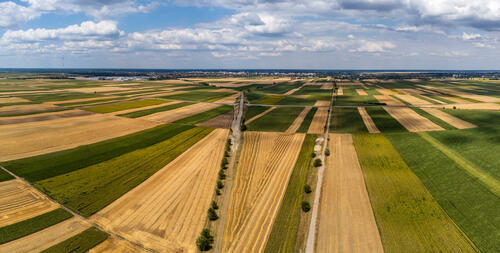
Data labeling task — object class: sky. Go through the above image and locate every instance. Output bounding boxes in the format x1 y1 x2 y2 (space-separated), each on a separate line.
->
0 0 499 69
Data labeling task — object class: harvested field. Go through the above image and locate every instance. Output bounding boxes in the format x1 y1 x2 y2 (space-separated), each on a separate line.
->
320 83 333 89
374 95 405 106
0 104 59 116
197 110 234 128
0 114 157 161
394 94 431 105
90 236 147 253
421 85 500 103
421 108 476 129
222 132 305 253
376 89 399 95
162 91 234 102
0 97 29 103
0 217 90 253
68 86 132 93
313 100 330 107
246 106 276 124
337 87 343 95
118 102 191 118
285 107 312 133
142 102 220 123
216 93 240 103
358 107 380 133
356 89 368 95
317 134 383 253
441 96 469 103
0 180 59 227
92 129 228 252
382 106 444 132
51 96 120 105
107 101 178 116
0 109 93 125
421 102 500 111
307 107 328 134
85 99 167 113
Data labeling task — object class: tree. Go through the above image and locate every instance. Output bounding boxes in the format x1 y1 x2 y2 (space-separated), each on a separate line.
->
197 228 214 251
215 189 221 195
208 207 219 221
314 158 322 167
219 169 226 180
211 201 219 210
304 184 312 194
217 180 224 189
325 148 330 156
241 124 247 131
311 152 316 158
302 201 311 212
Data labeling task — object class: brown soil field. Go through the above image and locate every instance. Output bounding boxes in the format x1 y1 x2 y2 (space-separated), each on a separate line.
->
320 83 333 90
222 132 305 253
0 114 158 161
0 104 59 116
356 89 368 95
308 107 328 134
245 106 276 124
197 111 234 128
0 97 30 103
394 94 430 105
216 93 240 103
0 217 90 253
317 134 383 253
68 86 133 93
0 109 94 125
376 89 399 95
337 87 343 95
92 129 228 253
374 95 405 106
314 100 330 107
89 236 147 253
421 108 477 129
0 179 59 227
358 107 380 133
383 107 444 132
285 107 312 133
421 103 500 111
142 103 220 123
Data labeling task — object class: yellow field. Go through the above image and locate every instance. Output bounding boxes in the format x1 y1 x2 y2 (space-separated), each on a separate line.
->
307 107 328 134
142 102 220 123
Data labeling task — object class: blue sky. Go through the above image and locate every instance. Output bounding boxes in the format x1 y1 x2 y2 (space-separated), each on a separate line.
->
1 0 499 69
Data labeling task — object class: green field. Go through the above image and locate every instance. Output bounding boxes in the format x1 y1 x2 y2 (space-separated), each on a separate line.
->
247 107 304 132
118 102 193 118
161 91 233 102
0 209 73 244
265 134 315 253
276 96 316 106
387 132 499 252
252 94 284 104
173 105 233 125
0 169 14 182
296 107 317 133
20 92 102 102
55 97 127 107
410 107 456 130
245 106 270 120
3 124 193 181
36 127 213 216
260 81 303 94
84 99 167 113
365 107 407 132
329 107 367 133
40 227 108 253
0 107 69 118
353 133 477 252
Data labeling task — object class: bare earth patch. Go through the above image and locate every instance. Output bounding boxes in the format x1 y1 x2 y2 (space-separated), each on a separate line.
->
383 106 444 132
197 110 234 128
358 107 380 133
308 107 328 134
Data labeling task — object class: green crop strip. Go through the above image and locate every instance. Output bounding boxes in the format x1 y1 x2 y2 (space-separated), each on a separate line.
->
0 169 14 182
247 107 305 132
296 107 317 133
329 107 367 133
173 105 233 125
40 227 109 253
118 101 193 118
364 107 406 132
84 99 168 113
161 91 233 102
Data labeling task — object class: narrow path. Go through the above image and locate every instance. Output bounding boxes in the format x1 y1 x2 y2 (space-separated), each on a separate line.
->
418 132 500 197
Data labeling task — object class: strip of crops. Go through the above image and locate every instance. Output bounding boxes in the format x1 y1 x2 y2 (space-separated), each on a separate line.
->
20 92 102 102
264 134 315 253
296 107 317 133
173 105 233 125
364 107 407 132
387 132 499 252
330 107 367 133
276 96 316 106
84 99 167 113
161 91 234 102
410 107 456 130
245 106 270 120
55 97 127 107
118 101 193 118
0 208 73 244
3 124 193 182
40 227 108 253
254 95 284 104
412 94 441 104
247 107 304 132
36 127 213 217
260 81 303 94
0 169 14 182
353 133 478 252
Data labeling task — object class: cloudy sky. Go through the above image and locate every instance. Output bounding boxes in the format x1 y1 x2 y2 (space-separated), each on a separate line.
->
1 0 499 69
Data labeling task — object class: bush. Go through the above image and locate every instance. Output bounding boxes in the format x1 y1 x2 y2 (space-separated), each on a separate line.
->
208 207 219 221
224 151 230 157
227 139 232 145
241 124 247 131
221 157 229 166
218 170 226 180
196 228 214 251
311 152 316 158
325 148 330 156
215 189 221 195
217 180 224 189
211 201 219 210
304 184 312 194
314 158 322 167
301 201 311 212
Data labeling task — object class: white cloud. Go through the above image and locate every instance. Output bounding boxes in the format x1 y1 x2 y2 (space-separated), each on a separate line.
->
462 32 481 40
0 1 40 28
351 40 395 53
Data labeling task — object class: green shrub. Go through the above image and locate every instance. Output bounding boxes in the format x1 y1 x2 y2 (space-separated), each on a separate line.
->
40 227 108 253
325 148 330 156
217 180 224 189
197 228 214 251
218 170 226 180
208 207 219 221
311 152 316 158
304 184 312 194
241 124 247 131
215 189 221 195
301 201 311 212
211 201 219 210
221 157 229 166
314 158 322 167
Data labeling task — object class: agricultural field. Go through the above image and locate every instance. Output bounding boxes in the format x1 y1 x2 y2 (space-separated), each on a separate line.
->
0 76 498 252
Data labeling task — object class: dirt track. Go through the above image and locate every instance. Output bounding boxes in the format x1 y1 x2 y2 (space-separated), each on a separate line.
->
0 113 157 161
91 129 228 253
142 102 220 123
0 217 89 253
285 107 312 133
421 108 477 129
308 107 328 134
0 179 59 227
358 107 380 133
316 134 383 253
383 106 444 132
222 132 304 253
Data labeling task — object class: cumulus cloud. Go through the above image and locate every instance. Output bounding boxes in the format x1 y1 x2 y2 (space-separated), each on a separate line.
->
351 41 396 53
462 32 481 40
0 1 40 28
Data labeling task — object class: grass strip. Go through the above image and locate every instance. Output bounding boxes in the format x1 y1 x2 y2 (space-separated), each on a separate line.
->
118 102 193 118
40 227 108 253
84 99 167 113
353 133 478 252
4 124 193 182
173 105 233 125
36 127 213 216
410 107 456 130
247 107 304 132
296 107 317 133
364 107 406 132
276 96 316 106
161 91 233 102
264 134 315 253
0 209 73 244
329 107 367 133
0 169 14 182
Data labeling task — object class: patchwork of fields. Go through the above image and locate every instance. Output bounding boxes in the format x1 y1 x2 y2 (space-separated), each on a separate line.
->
0 76 497 252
